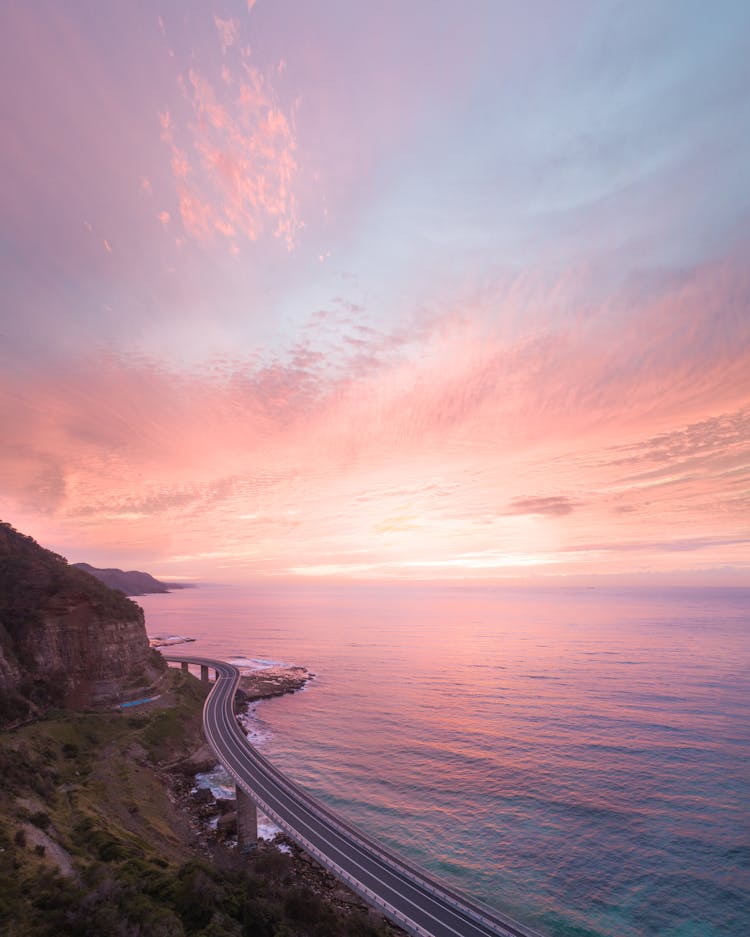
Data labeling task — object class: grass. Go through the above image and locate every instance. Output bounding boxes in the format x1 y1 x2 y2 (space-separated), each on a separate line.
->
0 668 393 937
1 670 206 861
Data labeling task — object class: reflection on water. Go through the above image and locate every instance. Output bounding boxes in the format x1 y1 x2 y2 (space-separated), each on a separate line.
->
141 583 750 937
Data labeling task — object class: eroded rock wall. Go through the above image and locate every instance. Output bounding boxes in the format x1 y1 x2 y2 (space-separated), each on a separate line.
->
0 521 165 723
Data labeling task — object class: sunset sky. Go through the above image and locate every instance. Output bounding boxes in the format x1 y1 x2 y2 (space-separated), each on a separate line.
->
1 1 749 584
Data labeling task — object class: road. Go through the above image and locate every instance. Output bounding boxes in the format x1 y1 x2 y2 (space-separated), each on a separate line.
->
166 656 546 937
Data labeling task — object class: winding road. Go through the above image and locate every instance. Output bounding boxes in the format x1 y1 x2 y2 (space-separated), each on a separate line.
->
166 656 546 937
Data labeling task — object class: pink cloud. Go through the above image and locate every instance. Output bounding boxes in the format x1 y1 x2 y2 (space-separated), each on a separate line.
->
175 190 212 240
158 27 300 252
214 16 239 54
170 149 190 181
1 248 747 581
1 2 747 585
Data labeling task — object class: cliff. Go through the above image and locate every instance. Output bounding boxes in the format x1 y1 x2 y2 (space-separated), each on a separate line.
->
72 562 192 596
0 522 165 725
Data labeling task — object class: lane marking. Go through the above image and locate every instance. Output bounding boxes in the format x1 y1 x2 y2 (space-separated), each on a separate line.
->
168 657 542 937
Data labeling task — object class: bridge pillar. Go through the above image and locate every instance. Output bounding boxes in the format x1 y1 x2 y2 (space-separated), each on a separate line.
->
181 661 189 674
200 664 209 683
236 787 258 851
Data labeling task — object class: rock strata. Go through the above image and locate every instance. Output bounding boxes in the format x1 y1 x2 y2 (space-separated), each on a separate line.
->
0 521 165 725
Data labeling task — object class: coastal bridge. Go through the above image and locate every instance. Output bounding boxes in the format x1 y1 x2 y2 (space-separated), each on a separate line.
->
165 656 546 937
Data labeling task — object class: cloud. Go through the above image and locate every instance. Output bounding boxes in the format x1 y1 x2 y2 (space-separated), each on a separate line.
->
609 408 750 472
593 405 750 529
1 246 748 579
505 496 578 516
0 447 67 513
580 535 750 555
159 29 300 251
71 476 241 519
288 562 378 577
214 16 239 54
366 248 750 453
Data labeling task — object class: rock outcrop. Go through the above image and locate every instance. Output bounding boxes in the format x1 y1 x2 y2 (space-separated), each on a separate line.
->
237 665 312 702
0 522 165 726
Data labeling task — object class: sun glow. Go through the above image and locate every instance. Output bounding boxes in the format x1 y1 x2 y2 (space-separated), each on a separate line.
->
0 3 748 585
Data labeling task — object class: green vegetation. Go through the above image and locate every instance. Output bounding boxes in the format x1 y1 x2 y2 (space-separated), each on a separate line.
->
0 522 140 632
0 669 391 937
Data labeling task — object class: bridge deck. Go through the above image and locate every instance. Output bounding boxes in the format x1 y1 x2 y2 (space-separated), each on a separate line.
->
165 656 546 937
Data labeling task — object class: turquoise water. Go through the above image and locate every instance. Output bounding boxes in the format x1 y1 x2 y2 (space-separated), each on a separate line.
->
139 584 750 936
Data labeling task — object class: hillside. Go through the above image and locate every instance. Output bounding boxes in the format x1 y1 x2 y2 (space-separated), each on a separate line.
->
0 669 393 937
0 522 165 726
72 563 192 596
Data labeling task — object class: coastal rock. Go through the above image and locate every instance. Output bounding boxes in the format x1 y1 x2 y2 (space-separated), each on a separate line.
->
148 634 196 648
238 665 312 702
193 787 214 805
0 521 165 725
173 742 217 775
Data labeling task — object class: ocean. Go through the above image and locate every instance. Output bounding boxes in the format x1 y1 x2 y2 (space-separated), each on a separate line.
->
138 583 750 937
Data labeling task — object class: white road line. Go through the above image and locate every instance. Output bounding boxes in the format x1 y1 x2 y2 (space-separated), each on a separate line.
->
167 656 544 937
209 712 493 937
197 662 530 937
206 669 515 937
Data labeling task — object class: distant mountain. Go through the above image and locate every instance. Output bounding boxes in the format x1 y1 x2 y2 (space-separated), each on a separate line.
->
72 563 193 596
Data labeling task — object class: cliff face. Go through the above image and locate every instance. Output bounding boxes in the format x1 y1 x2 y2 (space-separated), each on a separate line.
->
0 522 165 725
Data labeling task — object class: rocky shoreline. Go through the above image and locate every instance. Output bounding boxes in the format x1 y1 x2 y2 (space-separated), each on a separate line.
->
165 665 407 936
169 771 405 932
236 663 313 702
148 634 196 648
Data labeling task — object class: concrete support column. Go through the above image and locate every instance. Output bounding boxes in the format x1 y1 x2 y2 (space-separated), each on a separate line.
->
236 786 258 851
200 664 209 683
181 661 189 674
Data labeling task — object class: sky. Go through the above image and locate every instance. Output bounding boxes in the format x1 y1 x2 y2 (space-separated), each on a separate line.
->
1 0 749 585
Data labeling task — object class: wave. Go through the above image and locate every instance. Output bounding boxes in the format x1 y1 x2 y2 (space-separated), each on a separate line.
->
194 765 283 843
238 701 273 749
227 655 290 672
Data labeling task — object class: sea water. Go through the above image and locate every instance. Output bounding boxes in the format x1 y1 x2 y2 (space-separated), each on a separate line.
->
138 584 750 937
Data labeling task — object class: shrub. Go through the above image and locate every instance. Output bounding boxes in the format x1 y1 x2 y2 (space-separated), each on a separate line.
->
252 849 291 883
283 886 324 923
30 811 51 830
175 863 224 930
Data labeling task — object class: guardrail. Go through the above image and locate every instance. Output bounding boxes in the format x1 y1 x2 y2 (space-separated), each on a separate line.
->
217 746 433 937
166 655 546 937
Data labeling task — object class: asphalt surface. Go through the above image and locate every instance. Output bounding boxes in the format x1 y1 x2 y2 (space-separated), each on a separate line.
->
166 655 546 937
